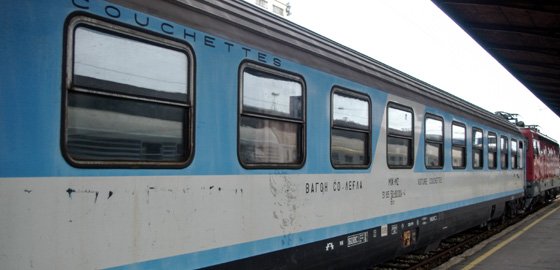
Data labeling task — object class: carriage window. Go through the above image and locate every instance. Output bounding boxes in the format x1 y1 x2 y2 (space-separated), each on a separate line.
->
452 122 466 169
533 139 540 157
387 104 414 168
64 19 193 167
473 128 483 169
488 132 497 169
511 140 518 169
331 89 371 168
425 115 443 169
501 136 509 169
239 63 305 168
518 141 524 169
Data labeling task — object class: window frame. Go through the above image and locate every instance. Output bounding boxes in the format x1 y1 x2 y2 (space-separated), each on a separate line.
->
330 87 372 169
500 136 509 170
424 114 444 169
451 121 467 169
533 139 540 157
256 0 268 8
386 102 414 169
272 5 284 16
62 16 195 168
472 127 484 170
511 139 518 169
518 140 524 169
237 61 306 169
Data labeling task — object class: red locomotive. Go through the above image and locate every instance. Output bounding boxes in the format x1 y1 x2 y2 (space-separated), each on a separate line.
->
520 125 560 203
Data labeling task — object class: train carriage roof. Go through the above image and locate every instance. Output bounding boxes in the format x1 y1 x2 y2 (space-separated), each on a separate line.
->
111 0 520 134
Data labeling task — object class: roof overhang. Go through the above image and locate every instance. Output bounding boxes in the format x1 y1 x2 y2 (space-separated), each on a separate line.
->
432 0 560 116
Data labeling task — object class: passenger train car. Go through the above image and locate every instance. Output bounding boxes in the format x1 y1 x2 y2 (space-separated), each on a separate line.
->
0 0 554 269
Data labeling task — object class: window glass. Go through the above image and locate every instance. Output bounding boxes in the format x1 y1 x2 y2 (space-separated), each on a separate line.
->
242 69 302 119
331 90 370 167
425 116 443 169
488 132 497 169
331 129 368 166
67 93 185 161
387 104 413 168
533 139 540 157
256 0 268 8
74 27 188 102
473 151 482 169
426 143 442 168
239 64 304 167
388 137 411 166
332 94 369 130
65 22 192 166
239 117 300 164
488 133 497 150
473 130 483 148
452 124 466 145
388 107 413 137
452 148 465 168
488 154 495 169
425 118 443 141
452 123 466 169
272 5 284 16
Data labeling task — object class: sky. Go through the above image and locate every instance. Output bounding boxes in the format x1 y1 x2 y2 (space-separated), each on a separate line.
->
286 0 560 141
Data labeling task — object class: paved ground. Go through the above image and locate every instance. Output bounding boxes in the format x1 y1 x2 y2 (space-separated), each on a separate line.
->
438 200 560 270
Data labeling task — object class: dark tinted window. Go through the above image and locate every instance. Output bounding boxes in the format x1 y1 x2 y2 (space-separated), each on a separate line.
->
331 89 371 168
452 122 466 169
64 19 193 167
239 63 305 168
387 104 414 168
501 136 509 169
518 141 524 169
511 140 518 169
425 115 443 169
473 128 483 169
488 132 497 169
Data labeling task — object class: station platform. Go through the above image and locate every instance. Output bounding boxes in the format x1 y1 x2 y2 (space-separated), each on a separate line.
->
439 200 560 270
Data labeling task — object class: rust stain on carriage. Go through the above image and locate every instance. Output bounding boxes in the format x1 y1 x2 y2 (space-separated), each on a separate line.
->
270 175 299 232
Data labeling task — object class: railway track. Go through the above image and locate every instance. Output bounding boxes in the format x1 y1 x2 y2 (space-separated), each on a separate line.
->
369 202 549 270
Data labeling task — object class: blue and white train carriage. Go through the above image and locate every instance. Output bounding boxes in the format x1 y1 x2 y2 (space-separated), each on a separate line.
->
0 0 526 269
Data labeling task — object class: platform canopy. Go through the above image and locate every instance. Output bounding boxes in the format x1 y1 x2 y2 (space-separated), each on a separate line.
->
432 0 560 117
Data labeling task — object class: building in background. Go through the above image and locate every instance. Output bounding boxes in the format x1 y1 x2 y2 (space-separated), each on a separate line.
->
245 0 291 17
